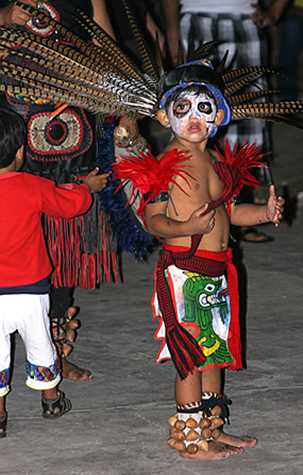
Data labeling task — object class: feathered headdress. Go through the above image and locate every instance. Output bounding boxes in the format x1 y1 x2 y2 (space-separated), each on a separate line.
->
0 0 303 126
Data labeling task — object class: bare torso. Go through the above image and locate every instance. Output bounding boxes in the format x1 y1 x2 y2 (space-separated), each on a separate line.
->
162 139 230 252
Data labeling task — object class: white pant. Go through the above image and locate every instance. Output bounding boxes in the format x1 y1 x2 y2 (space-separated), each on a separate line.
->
0 293 60 396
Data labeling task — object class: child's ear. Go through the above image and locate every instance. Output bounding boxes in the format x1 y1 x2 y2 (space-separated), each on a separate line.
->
157 110 171 128
215 109 225 127
16 145 24 160
15 145 24 169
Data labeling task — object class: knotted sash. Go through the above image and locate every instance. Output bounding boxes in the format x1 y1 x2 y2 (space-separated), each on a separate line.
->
156 234 242 379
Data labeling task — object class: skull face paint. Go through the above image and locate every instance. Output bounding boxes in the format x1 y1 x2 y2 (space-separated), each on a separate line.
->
167 90 218 141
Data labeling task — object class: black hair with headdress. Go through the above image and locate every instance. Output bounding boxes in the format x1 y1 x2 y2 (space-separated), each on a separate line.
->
157 58 231 137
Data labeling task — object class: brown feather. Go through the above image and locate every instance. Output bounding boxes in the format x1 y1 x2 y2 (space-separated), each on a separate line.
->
223 65 275 84
154 32 164 76
186 40 196 62
177 41 185 66
70 7 146 82
0 1 300 131
0 28 156 106
228 90 280 105
224 72 263 97
121 0 160 79
216 50 229 74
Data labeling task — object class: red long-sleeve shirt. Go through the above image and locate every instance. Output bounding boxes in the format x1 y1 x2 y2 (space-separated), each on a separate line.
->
0 172 92 286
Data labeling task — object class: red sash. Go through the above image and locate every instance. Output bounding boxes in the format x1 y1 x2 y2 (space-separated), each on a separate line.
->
156 234 242 379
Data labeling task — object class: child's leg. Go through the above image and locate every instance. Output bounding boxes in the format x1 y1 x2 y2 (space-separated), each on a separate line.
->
16 294 71 418
0 396 5 414
201 368 257 448
0 295 14 438
41 384 72 418
169 369 242 459
175 368 202 406
0 395 7 438
17 294 61 391
201 367 221 393
42 387 59 400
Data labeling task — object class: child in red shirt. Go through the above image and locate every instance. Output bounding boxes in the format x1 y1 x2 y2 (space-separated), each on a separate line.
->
0 106 111 437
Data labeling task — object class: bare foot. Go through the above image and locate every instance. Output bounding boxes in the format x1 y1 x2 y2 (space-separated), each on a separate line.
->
61 359 93 381
180 441 243 459
239 227 273 243
218 431 257 448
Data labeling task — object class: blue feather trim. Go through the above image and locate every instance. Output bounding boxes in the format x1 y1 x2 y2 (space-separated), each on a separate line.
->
96 121 155 261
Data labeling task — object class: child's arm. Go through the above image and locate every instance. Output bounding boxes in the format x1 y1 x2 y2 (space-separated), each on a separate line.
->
231 185 284 227
39 168 111 219
145 201 216 238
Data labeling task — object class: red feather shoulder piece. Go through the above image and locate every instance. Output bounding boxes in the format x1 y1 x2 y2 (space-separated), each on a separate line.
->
113 145 193 217
112 140 266 223
212 140 267 217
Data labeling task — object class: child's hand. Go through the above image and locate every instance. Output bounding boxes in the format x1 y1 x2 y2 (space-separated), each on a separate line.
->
188 204 216 235
83 168 112 194
265 184 284 227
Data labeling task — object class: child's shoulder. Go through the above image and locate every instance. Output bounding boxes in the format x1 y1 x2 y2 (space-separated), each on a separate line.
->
0 171 38 182
156 143 175 161
17 172 42 184
206 148 220 163
9 172 46 190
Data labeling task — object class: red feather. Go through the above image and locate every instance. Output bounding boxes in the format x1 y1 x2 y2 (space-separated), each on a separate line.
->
213 139 267 217
113 140 266 222
113 145 194 216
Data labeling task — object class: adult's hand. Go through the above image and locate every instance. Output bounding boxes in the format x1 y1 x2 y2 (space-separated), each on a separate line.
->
0 0 36 28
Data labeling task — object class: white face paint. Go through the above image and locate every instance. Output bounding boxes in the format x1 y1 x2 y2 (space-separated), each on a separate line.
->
167 90 218 141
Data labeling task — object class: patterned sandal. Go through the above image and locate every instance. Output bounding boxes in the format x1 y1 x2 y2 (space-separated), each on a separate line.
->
0 412 7 438
42 391 72 419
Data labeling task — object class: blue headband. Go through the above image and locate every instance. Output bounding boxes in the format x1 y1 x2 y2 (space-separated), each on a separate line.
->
158 59 231 137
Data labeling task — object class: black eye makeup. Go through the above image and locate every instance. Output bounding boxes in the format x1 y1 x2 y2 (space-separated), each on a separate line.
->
172 99 191 118
197 101 213 115
171 94 216 119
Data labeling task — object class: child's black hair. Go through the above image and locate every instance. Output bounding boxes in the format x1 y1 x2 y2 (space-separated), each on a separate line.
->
0 106 27 169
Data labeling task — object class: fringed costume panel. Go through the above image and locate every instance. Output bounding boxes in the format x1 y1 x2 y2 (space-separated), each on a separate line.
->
152 246 242 373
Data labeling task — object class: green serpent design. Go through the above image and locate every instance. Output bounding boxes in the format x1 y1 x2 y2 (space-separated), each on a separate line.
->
182 273 233 368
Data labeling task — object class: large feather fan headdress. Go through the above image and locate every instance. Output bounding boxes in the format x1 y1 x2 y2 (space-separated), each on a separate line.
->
0 0 303 127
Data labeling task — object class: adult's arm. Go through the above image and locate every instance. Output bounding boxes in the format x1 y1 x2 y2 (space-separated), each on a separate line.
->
162 0 181 65
0 0 36 27
91 0 117 40
91 0 139 142
250 0 292 29
146 11 166 55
